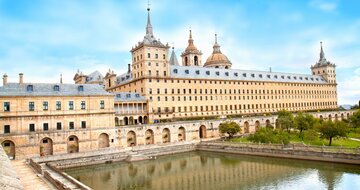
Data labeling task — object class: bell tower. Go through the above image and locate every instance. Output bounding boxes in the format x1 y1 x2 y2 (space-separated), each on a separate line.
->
181 30 202 66
311 42 336 84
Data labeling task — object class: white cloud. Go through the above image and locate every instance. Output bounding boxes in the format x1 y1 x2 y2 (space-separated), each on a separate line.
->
310 0 338 12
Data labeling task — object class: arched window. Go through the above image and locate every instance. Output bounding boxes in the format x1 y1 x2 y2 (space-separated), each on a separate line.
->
185 57 188 66
194 56 198 66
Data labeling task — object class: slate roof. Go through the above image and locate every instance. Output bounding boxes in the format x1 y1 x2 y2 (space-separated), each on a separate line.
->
116 72 132 85
114 92 147 102
169 65 327 84
86 70 104 83
169 48 180 66
0 83 112 97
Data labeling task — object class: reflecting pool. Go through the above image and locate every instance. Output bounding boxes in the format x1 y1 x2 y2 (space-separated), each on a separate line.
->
64 151 360 190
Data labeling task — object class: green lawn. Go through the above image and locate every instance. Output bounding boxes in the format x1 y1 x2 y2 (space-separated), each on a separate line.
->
230 132 360 148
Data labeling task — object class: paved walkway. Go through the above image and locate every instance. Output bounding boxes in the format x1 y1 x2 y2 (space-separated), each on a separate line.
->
11 160 54 190
350 138 360 142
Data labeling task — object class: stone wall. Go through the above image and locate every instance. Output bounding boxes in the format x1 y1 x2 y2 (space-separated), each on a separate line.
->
0 145 23 190
197 142 360 165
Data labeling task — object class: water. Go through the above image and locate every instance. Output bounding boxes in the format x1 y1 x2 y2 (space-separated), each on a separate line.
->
64 151 360 190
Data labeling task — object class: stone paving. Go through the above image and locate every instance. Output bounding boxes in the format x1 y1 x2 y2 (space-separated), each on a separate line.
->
11 160 54 190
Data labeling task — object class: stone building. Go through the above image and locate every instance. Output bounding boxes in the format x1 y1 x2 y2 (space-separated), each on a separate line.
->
0 74 116 159
103 8 338 124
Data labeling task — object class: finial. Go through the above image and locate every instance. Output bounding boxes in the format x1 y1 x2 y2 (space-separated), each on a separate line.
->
147 0 150 11
189 29 192 39
215 33 218 43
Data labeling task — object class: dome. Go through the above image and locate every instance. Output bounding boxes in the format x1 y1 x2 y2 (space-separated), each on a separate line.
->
184 30 200 54
204 34 232 69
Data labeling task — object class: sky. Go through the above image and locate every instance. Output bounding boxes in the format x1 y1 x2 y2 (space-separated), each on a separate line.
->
0 0 359 105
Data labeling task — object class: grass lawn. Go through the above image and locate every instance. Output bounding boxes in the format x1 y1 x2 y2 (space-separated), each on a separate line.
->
230 132 360 148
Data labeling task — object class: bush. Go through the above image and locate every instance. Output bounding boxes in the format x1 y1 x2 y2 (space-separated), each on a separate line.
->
248 128 290 145
303 129 318 142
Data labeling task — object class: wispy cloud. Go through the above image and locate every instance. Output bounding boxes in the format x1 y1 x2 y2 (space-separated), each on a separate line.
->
309 0 338 12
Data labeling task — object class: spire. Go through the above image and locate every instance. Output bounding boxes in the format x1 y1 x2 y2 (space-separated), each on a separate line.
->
188 30 193 44
146 6 153 36
169 46 179 66
60 74 63 84
320 41 325 60
213 33 221 53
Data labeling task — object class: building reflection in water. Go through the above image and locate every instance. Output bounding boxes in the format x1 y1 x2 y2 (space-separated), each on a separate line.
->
65 151 360 190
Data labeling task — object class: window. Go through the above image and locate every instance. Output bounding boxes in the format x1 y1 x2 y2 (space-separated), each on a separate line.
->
57 122 62 130
27 85 33 92
43 101 48 110
173 69 178 73
148 62 151 66
147 53 150 58
100 100 105 109
53 85 60 91
155 54 158 59
78 85 84 92
69 101 74 110
163 54 166 59
81 101 86 110
43 123 49 131
29 102 35 111
69 122 74 130
185 70 189 74
56 101 61 110
4 125 10 134
29 124 35 132
3 102 10 112
81 121 86 128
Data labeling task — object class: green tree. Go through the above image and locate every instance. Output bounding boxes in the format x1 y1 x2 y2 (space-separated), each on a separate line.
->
277 110 295 133
248 128 290 145
317 121 348 146
219 121 241 139
349 109 360 128
294 112 317 140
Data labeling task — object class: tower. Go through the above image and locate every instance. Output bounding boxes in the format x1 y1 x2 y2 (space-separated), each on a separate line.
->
311 42 336 84
130 7 170 81
181 30 202 66
204 34 232 69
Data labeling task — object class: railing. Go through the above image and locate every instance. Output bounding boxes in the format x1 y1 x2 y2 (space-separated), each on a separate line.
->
203 141 360 154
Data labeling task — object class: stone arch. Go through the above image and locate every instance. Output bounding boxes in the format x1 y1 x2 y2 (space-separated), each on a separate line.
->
178 127 186 141
319 115 323 120
328 114 332 121
143 116 148 124
275 119 279 129
129 117 134 125
67 135 79 153
145 129 154 145
138 116 143 124
199 125 207 139
244 121 249 133
341 113 344 120
255 120 260 132
124 117 129 125
127 131 136 147
185 57 188 66
265 119 271 127
40 137 53 156
194 56 198 66
1 140 15 159
335 114 338 121
347 113 350 119
162 128 171 143
115 117 120 126
98 133 110 148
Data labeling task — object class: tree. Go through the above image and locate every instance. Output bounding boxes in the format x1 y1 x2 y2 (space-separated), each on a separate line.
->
219 121 241 139
349 109 360 128
317 121 348 146
277 110 295 133
294 112 317 140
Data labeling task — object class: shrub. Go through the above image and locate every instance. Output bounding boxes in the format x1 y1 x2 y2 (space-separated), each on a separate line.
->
248 128 290 145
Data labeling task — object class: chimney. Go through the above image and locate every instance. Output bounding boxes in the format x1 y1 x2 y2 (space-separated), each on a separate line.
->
3 74 8 86
127 64 131 73
19 73 24 84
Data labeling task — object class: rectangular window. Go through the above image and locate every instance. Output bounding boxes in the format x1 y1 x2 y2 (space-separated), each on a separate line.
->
56 101 61 110
100 100 105 109
3 102 10 112
4 125 10 134
155 54 158 59
43 123 49 131
69 122 74 130
147 53 150 58
29 124 35 132
69 101 74 110
43 101 48 111
29 102 35 111
81 101 86 110
57 122 62 130
81 121 86 128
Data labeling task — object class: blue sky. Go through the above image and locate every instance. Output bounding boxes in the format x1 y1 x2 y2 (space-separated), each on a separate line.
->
0 0 359 105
